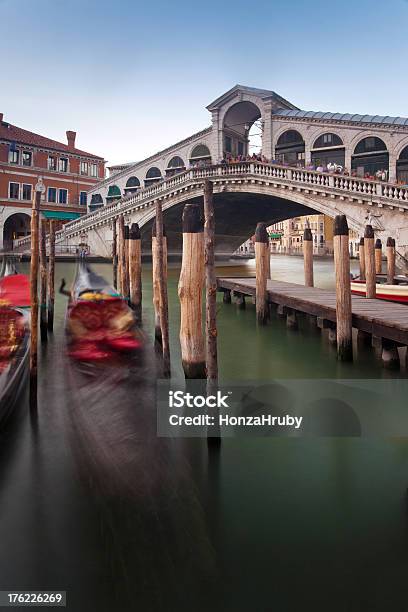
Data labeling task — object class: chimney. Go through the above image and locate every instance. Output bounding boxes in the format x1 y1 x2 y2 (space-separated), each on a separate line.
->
66 130 76 148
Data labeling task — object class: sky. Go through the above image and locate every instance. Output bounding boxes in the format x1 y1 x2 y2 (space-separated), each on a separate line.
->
1 0 408 167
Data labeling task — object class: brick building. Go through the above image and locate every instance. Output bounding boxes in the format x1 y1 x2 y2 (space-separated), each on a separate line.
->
0 112 105 250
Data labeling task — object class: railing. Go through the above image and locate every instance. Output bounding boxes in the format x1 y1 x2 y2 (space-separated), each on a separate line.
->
13 161 408 250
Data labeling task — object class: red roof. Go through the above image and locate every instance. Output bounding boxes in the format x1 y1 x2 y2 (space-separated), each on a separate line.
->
0 120 104 160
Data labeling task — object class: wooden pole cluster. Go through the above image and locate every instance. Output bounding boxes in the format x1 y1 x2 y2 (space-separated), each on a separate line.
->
30 190 41 407
386 237 396 284
375 238 382 275
39 219 48 343
152 223 167 343
364 225 376 298
129 222 142 324
255 222 269 325
118 215 126 296
112 218 118 289
155 201 170 376
333 215 353 361
359 237 365 280
178 203 205 378
303 226 314 287
204 180 217 382
47 220 55 332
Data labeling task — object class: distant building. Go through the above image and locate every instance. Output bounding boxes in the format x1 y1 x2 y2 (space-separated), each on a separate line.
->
0 112 105 250
268 215 334 253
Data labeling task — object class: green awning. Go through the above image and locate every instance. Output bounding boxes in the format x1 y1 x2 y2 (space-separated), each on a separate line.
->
268 232 282 239
107 185 121 198
42 211 81 220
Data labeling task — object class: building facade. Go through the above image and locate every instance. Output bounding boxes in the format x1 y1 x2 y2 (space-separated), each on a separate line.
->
0 112 105 249
86 85 408 212
268 215 334 254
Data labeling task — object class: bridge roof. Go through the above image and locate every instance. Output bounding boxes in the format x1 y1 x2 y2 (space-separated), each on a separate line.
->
272 109 408 126
207 85 298 111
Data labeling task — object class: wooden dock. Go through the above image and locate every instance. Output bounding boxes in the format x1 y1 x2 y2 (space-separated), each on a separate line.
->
217 277 408 346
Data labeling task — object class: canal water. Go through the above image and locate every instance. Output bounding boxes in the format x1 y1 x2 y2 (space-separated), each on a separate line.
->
1 256 408 611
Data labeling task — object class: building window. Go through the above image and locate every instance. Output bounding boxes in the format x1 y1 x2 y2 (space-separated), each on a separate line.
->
58 188 68 204
79 191 87 206
90 163 98 177
22 151 32 166
225 136 232 153
59 158 68 172
9 182 20 199
80 161 88 175
48 187 57 203
48 156 56 170
8 149 19 164
22 184 32 200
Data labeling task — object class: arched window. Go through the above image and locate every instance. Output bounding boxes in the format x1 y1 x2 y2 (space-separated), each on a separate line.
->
352 137 389 178
145 167 162 187
275 130 305 167
397 145 408 184
106 185 121 202
90 193 103 204
311 133 345 168
124 176 140 195
166 156 186 176
313 133 343 148
189 144 211 166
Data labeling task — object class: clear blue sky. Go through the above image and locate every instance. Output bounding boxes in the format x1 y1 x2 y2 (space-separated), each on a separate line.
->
1 0 407 166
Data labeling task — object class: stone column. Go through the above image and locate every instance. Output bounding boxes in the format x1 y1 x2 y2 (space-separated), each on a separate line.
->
210 109 222 163
344 148 352 174
388 152 397 182
262 102 273 160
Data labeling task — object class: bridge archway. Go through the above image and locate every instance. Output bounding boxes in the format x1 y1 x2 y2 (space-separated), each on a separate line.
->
275 130 305 167
124 176 140 195
189 144 211 167
3 212 31 250
106 185 121 204
311 132 345 168
397 145 408 184
222 101 262 158
145 167 162 187
166 156 185 177
352 137 389 178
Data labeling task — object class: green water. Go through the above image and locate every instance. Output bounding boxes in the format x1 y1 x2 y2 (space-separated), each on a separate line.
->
0 255 407 611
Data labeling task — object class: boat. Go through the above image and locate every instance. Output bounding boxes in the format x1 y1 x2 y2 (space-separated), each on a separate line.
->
0 259 30 424
351 275 408 303
65 262 142 362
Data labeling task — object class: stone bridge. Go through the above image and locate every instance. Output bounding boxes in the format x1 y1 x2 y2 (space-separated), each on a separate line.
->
14 161 408 267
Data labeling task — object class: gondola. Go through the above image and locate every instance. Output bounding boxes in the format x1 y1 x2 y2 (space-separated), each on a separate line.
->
64 261 142 363
0 259 30 425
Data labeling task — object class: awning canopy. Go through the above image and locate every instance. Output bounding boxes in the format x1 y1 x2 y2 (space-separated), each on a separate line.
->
107 185 121 198
42 211 81 220
269 232 282 239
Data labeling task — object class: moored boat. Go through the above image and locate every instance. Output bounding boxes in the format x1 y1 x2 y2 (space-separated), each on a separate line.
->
351 277 408 303
0 260 30 424
64 262 142 362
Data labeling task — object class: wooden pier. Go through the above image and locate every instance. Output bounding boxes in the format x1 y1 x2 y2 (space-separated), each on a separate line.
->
217 277 408 346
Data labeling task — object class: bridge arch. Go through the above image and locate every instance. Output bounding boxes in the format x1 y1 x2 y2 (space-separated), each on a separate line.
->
222 100 262 158
397 145 408 183
89 193 103 211
2 212 31 250
311 132 345 168
124 176 140 195
106 185 121 203
166 156 186 177
144 167 162 187
275 129 305 166
351 136 389 177
189 144 212 166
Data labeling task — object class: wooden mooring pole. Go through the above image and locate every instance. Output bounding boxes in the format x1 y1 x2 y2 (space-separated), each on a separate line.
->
155 201 170 376
39 219 48 343
124 225 130 301
255 222 269 325
30 188 41 407
112 218 118 290
303 225 314 287
118 215 125 296
204 180 217 381
129 223 142 324
178 203 205 378
333 215 352 361
364 225 376 299
375 238 382 275
47 219 55 332
152 223 167 343
386 237 396 285
359 237 366 281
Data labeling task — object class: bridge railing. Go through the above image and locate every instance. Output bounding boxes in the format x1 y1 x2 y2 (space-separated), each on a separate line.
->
13 161 408 249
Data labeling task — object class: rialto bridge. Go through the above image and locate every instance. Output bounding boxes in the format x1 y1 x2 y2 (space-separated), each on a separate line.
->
13 85 408 265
